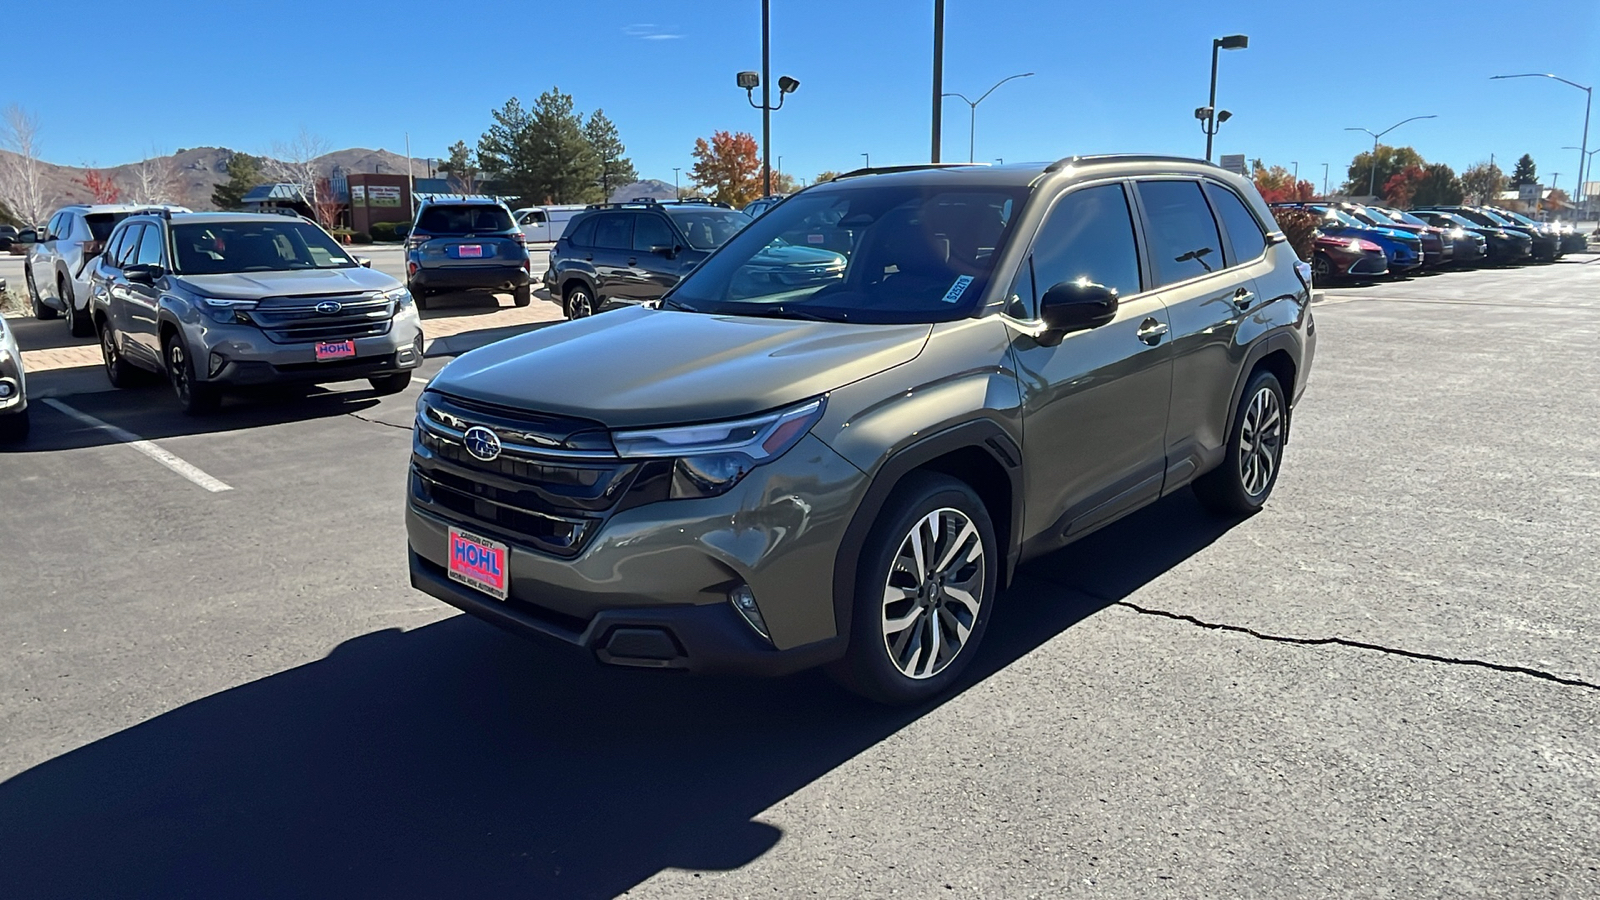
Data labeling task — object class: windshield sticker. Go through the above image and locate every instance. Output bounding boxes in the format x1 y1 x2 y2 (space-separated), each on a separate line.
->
941 275 975 303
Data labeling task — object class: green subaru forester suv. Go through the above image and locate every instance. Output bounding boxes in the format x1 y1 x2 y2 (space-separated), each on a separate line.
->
407 156 1316 704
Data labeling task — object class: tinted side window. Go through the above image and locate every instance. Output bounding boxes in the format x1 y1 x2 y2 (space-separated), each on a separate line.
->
106 225 135 268
1137 180 1224 286
632 213 675 252
592 213 633 250
135 224 166 267
1029 183 1142 304
1204 183 1268 264
47 213 64 241
566 215 598 247
520 210 546 225
114 225 145 267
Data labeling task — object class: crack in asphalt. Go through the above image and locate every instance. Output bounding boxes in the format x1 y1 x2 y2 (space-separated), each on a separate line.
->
1111 599 1600 692
346 412 412 432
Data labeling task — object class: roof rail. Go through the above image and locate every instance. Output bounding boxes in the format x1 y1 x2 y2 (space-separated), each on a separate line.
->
129 206 174 219
829 163 983 182
1042 154 1223 174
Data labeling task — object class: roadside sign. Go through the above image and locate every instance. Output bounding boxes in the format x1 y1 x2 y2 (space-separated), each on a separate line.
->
1518 183 1541 202
1219 154 1247 176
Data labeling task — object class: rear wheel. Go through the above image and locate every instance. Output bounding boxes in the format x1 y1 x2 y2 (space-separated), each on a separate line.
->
165 334 220 415
61 275 92 337
368 372 412 395
564 283 595 319
828 472 997 705
1194 369 1287 516
408 281 429 310
513 284 533 307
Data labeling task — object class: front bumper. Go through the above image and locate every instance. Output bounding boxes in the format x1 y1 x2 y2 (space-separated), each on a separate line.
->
0 349 26 416
194 307 424 386
411 265 530 292
406 432 869 675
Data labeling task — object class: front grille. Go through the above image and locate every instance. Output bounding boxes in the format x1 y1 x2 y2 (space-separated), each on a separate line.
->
248 295 395 344
411 393 671 557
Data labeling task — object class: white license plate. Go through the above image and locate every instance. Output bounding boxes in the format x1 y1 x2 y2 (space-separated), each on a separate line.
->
457 244 484 258
314 340 356 362
448 527 508 600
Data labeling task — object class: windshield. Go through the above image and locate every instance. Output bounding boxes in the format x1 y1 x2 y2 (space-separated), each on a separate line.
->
170 220 356 274
1317 208 1368 228
1472 208 1513 226
666 184 1028 324
1498 210 1538 226
664 208 750 250
1347 207 1386 225
415 204 515 235
1390 210 1428 227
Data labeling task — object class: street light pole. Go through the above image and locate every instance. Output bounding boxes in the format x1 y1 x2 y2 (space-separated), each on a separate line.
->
1492 73 1592 209
942 73 1034 164
862 152 870 169
931 0 944 163
673 167 680 199
1345 115 1437 199
1203 34 1248 162
1321 162 1329 197
1562 145 1600 215
735 1 799 198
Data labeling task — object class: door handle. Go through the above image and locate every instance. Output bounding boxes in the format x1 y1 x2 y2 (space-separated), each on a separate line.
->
627 257 637 266
1136 318 1169 345
1233 287 1255 311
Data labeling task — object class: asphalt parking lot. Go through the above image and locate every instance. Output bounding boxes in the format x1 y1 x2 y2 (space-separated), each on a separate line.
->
1 254 1597 898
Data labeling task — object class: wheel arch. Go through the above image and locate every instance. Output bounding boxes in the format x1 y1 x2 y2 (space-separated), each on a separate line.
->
1225 335 1299 443
830 420 1023 643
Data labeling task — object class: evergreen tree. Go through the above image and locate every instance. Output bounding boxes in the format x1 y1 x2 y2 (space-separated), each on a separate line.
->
584 110 637 201
1510 153 1537 187
210 151 264 210
476 98 541 202
528 87 601 204
437 140 480 193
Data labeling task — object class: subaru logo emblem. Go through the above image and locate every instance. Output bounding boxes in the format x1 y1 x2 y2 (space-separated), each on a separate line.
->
463 426 502 462
315 301 343 315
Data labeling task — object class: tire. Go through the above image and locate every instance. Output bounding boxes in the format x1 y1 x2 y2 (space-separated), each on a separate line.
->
28 267 57 320
564 283 595 319
408 281 429 310
1193 369 1287 516
61 275 91 337
368 372 412 395
165 334 220 415
827 472 999 705
0 408 29 443
513 284 533 307
100 322 139 389
1311 254 1331 283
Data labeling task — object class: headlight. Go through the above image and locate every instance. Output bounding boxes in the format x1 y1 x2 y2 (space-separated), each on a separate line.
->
199 297 258 325
1345 238 1362 252
613 398 826 498
1449 228 1467 239
381 287 414 309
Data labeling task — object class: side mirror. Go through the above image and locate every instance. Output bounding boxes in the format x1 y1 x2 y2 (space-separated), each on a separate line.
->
650 244 678 258
125 264 164 285
16 229 36 244
1040 279 1119 337
354 256 372 268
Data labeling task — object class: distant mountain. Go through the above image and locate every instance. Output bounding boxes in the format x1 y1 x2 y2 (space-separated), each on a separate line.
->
0 146 430 214
609 179 676 203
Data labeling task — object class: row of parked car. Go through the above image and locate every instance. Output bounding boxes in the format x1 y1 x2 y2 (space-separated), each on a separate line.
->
1275 201 1586 283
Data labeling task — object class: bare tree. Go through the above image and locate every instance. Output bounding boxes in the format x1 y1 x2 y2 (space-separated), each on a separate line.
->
0 105 52 227
127 149 183 206
263 127 332 213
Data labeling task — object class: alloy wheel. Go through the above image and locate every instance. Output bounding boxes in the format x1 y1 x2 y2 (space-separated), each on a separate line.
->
102 328 119 380
1238 385 1283 497
168 342 190 402
569 290 593 318
880 508 986 679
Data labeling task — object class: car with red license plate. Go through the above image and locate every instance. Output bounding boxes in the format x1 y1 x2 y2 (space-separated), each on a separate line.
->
1311 233 1389 282
405 199 532 309
88 211 423 414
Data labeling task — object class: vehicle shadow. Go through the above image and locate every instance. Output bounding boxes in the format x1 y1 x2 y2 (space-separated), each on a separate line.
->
4 313 98 352
419 288 555 318
0 492 1239 899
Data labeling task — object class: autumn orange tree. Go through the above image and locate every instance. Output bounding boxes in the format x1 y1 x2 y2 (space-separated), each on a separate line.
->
1251 162 1314 203
78 169 120 203
689 131 761 206
1381 165 1426 208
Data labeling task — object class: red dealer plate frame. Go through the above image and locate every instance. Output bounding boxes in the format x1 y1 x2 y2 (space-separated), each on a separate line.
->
448 527 508 600
456 244 484 258
314 340 356 362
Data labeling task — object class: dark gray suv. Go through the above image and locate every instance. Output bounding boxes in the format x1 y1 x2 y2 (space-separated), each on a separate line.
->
407 156 1316 704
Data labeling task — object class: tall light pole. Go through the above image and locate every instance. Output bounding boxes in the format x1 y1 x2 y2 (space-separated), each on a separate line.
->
1562 145 1600 215
1202 34 1248 161
1321 162 1329 197
1291 161 1299 180
1345 115 1437 199
1492 73 1591 209
672 167 680 199
862 152 870 169
931 0 944 163
737 0 800 198
943 73 1034 164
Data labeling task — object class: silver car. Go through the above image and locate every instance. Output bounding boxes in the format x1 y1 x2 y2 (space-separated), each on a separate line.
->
89 212 424 414
25 203 189 336
0 309 28 442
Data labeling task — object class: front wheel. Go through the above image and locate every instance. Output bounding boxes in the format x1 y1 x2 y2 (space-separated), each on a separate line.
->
62 277 92 337
100 323 139 388
368 372 412 395
1311 254 1331 283
1193 369 1287 516
29 268 57 320
165 335 221 415
828 472 998 705
564 284 595 319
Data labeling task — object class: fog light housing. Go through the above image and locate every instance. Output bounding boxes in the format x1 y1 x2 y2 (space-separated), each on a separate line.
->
0 381 13 399
729 584 770 643
208 352 227 377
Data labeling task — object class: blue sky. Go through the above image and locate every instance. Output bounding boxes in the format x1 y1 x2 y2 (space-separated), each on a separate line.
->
9 0 1600 190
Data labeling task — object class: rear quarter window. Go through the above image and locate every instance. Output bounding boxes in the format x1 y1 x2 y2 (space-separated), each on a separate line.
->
565 215 598 247
1203 183 1268 264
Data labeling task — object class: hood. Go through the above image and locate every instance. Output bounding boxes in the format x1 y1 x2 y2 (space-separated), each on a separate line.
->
171 266 400 300
429 305 932 427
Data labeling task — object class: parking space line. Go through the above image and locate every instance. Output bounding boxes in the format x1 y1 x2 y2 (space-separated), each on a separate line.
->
41 399 233 493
